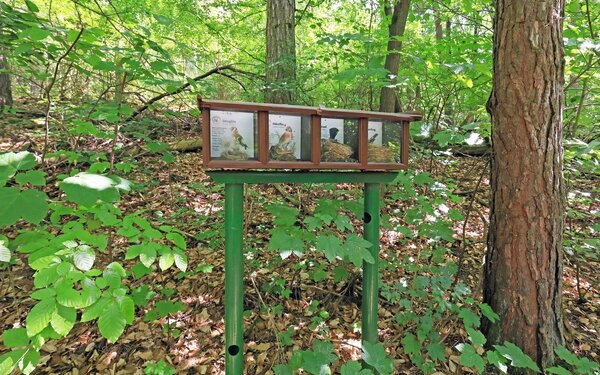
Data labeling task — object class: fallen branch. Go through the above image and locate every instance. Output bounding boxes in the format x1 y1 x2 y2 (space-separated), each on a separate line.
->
126 65 250 121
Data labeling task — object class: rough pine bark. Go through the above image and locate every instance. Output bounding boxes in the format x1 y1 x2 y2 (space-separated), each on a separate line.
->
265 0 296 104
379 0 410 113
483 0 565 369
0 52 13 109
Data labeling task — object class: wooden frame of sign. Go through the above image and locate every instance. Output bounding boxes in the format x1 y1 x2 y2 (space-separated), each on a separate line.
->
198 97 423 170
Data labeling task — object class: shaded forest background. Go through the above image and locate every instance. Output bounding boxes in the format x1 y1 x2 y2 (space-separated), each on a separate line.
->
0 0 599 374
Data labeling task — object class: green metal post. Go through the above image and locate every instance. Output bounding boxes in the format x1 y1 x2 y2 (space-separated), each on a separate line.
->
362 183 380 346
224 183 244 375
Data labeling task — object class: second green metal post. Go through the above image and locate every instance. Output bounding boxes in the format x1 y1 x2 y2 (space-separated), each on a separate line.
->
224 183 244 375
362 183 380 345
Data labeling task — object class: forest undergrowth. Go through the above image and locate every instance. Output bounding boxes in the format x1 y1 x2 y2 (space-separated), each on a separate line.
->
0 108 598 375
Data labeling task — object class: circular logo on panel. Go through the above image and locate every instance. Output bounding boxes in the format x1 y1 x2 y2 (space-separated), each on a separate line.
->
212 115 221 125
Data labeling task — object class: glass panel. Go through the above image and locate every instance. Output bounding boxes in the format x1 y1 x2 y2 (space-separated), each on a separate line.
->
367 120 402 163
210 110 258 160
268 113 311 161
320 118 359 163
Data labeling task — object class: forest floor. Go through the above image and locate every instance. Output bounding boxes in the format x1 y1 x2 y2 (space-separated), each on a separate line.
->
0 109 598 374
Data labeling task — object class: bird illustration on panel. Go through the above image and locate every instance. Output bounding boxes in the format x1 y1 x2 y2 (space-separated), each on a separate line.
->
231 127 248 149
277 126 294 150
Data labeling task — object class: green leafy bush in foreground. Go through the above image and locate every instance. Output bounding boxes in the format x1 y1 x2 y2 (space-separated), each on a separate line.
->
0 152 188 374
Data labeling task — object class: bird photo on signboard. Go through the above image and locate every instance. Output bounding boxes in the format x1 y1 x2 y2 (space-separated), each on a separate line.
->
231 126 248 149
368 133 379 143
277 126 294 150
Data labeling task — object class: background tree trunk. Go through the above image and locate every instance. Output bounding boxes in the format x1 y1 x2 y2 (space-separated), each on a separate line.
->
265 0 296 104
483 0 565 369
0 52 13 109
379 0 411 113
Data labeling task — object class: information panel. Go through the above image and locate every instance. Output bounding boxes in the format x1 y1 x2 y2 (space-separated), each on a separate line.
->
321 118 344 143
269 114 302 160
210 110 255 158
368 121 383 146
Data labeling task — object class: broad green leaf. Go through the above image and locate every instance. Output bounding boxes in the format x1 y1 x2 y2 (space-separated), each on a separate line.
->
73 246 95 271
466 326 487 347
362 342 394 375
166 232 186 249
486 350 508 373
459 343 485 374
479 303 499 323
50 305 76 336
0 152 36 182
401 333 420 355
0 350 25 375
459 307 481 328
344 234 374 267
21 27 51 41
269 229 304 255
81 297 110 322
15 170 45 186
153 14 174 25
60 173 125 206
140 246 157 268
0 188 48 226
25 0 39 12
19 348 40 374
316 235 342 262
2 328 29 348
159 250 175 271
265 204 298 226
340 361 373 375
173 248 188 272
118 296 135 324
494 342 540 372
26 298 57 336
545 366 572 375
98 303 126 342
426 342 445 362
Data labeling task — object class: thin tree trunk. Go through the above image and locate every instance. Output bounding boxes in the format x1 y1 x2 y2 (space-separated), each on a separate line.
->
265 0 296 104
483 0 565 370
0 52 13 109
379 0 411 113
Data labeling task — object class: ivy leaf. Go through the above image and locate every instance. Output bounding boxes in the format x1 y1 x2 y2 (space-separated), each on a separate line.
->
0 188 48 226
479 303 499 323
426 342 445 362
335 215 354 232
2 328 29 348
494 342 540 372
316 235 342 262
343 234 374 267
458 343 485 374
362 342 394 375
269 229 304 255
50 305 76 336
26 298 57 336
459 307 481 328
486 350 508 373
401 333 420 355
265 204 298 226
15 170 46 186
340 361 373 375
466 326 487 347
98 303 126 343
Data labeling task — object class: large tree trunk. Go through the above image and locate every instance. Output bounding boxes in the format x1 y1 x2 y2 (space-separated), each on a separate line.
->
0 52 13 109
379 0 411 113
483 0 565 370
265 0 296 104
